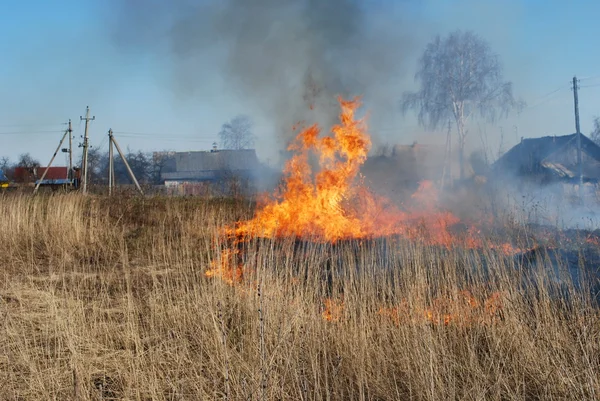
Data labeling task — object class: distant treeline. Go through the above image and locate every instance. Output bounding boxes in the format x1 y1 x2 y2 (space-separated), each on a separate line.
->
1 149 169 186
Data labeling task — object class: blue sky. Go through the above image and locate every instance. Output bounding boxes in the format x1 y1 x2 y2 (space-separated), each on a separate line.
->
1 0 599 166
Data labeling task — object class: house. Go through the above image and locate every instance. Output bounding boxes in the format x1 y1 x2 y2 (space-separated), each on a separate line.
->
159 149 260 195
13 166 80 188
493 134 600 184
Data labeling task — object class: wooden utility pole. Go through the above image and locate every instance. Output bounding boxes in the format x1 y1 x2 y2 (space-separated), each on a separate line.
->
68 119 73 184
108 129 144 195
80 106 95 194
573 76 583 197
108 129 114 195
108 130 115 196
34 129 70 194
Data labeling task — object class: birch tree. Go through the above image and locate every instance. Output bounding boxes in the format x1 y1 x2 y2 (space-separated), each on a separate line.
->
219 115 255 150
402 30 523 179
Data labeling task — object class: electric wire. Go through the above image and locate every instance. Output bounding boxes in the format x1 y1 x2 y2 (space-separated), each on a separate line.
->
113 131 216 139
0 130 64 135
94 135 109 155
521 84 569 111
0 123 67 128
579 74 600 81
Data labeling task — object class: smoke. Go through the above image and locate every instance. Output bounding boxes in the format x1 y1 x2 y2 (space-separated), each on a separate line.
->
109 0 416 158
489 173 600 230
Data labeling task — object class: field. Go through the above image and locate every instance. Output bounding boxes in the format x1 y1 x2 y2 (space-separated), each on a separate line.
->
1 193 599 400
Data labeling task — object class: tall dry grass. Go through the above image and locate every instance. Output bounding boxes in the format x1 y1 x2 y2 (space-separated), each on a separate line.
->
0 193 598 400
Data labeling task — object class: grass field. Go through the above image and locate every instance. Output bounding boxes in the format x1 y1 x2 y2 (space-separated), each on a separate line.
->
0 193 599 400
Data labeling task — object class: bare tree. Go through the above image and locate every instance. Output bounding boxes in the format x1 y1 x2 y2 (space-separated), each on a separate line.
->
0 156 10 172
124 150 153 184
402 30 523 179
151 151 175 185
12 153 41 183
219 115 255 150
86 147 108 185
105 148 154 185
590 116 600 146
16 153 40 169
0 157 10 182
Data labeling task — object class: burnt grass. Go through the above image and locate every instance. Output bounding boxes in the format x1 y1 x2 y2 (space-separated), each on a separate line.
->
229 222 600 304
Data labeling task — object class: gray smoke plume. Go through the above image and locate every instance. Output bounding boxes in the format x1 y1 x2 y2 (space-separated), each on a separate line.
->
109 0 416 158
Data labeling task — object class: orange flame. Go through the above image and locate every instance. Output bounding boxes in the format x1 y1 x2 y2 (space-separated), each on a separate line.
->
229 97 488 245
231 97 371 242
205 248 244 285
206 96 523 283
322 298 344 322
377 291 504 327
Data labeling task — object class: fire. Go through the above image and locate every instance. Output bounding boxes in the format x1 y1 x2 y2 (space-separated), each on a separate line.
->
322 298 344 322
230 97 372 242
227 97 489 244
205 96 523 283
586 236 600 247
377 291 505 327
205 248 244 285
318 291 505 326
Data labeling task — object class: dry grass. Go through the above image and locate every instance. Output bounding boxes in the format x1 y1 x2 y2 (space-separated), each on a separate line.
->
0 193 599 400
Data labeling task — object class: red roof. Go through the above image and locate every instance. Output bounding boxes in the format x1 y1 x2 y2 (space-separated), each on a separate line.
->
13 166 69 182
37 167 68 180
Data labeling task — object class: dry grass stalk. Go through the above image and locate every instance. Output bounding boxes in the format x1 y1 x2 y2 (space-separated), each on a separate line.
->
0 193 598 400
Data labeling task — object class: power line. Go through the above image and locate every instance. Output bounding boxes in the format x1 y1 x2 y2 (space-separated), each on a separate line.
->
0 123 67 128
93 135 109 154
116 136 216 144
113 132 218 143
113 131 171 136
521 85 569 111
0 130 64 135
536 85 568 101
579 74 600 81
113 130 216 138
116 133 215 139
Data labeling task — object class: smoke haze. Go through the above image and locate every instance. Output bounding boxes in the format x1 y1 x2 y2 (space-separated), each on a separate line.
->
109 0 418 156
5 0 599 171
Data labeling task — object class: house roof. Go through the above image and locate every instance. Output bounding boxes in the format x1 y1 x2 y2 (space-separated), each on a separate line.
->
13 166 69 182
493 133 600 182
172 149 259 172
161 149 260 182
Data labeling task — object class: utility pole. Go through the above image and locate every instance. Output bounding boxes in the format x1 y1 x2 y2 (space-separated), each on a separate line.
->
573 76 583 198
68 119 73 184
109 129 144 195
108 129 114 196
80 106 95 194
